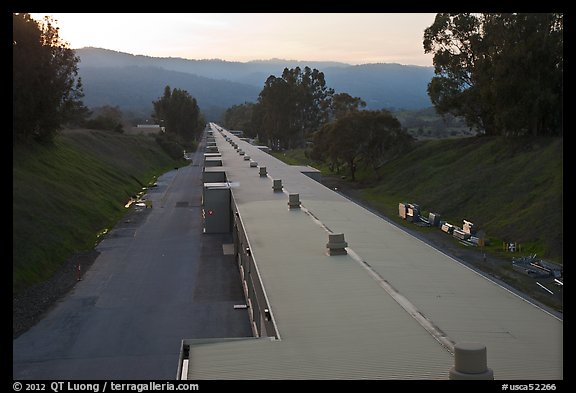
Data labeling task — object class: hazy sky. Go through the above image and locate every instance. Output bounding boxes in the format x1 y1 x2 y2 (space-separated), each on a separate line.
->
30 13 437 66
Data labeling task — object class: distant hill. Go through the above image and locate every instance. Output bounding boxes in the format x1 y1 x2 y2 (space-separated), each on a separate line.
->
75 47 435 120
79 65 260 120
323 63 435 110
76 47 350 84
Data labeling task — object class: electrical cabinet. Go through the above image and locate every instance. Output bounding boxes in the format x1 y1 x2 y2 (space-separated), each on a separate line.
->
202 183 231 233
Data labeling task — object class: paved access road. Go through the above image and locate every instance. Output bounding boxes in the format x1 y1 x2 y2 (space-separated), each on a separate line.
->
13 147 252 380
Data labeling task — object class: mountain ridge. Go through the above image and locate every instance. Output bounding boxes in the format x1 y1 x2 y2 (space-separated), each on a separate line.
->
75 47 435 119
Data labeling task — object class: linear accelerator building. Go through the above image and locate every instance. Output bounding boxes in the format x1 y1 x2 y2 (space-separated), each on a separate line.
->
177 123 562 380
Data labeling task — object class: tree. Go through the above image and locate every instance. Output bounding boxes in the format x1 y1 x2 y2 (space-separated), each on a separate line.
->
293 67 334 140
85 105 125 133
223 102 256 137
152 86 205 143
311 123 343 173
13 13 86 144
362 111 411 178
254 75 294 149
311 111 412 181
424 13 496 135
327 115 366 181
253 67 334 150
330 93 366 120
61 77 91 128
486 13 563 136
423 13 563 136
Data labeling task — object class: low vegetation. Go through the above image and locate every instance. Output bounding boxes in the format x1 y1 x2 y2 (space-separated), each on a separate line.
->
390 107 474 139
13 129 184 294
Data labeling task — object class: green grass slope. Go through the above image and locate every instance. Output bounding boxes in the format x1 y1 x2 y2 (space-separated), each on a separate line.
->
13 129 182 294
361 137 562 262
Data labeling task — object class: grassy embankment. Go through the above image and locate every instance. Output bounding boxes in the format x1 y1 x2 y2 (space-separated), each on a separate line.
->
13 129 185 295
272 136 563 263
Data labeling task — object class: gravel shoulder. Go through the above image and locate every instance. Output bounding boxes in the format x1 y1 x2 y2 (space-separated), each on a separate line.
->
12 206 151 339
13 250 99 339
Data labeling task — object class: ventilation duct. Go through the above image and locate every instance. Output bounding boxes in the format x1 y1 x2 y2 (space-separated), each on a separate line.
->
272 179 283 192
288 194 301 209
449 342 494 380
326 233 348 256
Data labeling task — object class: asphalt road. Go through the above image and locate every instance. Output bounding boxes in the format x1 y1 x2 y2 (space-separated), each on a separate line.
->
13 146 252 380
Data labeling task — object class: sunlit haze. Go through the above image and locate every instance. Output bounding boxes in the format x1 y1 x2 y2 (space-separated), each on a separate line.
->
30 13 437 66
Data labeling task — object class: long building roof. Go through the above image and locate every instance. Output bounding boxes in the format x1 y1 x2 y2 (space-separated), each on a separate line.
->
184 124 562 380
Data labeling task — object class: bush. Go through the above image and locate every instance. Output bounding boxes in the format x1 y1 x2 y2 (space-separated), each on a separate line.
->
155 133 184 160
84 116 123 133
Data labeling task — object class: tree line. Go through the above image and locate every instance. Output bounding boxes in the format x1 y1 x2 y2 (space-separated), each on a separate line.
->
223 66 412 181
224 67 372 149
223 13 562 182
226 13 562 143
14 12 561 150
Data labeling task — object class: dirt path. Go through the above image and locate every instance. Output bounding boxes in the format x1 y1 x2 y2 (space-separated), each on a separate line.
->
321 176 563 317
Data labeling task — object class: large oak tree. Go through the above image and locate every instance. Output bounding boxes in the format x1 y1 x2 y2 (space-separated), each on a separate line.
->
311 110 412 181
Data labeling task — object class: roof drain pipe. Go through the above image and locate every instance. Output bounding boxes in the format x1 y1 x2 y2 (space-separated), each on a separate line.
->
449 342 494 380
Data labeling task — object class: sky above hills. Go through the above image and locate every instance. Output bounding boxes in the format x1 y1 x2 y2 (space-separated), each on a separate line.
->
30 13 437 66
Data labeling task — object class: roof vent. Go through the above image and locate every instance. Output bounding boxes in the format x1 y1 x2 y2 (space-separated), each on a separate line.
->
259 167 267 177
244 155 250 161
250 161 258 167
326 233 348 255
288 193 301 209
272 179 283 192
449 342 494 380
